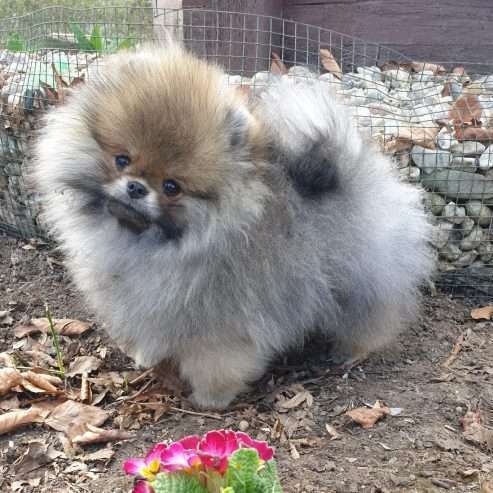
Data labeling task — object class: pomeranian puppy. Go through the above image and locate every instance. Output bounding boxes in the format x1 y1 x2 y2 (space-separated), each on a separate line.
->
33 43 433 409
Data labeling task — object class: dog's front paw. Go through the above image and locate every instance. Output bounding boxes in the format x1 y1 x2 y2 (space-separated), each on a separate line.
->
189 388 239 411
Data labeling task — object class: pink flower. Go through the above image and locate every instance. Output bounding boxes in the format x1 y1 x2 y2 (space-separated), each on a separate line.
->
123 443 167 480
197 430 240 473
236 432 274 461
133 480 154 493
160 442 201 472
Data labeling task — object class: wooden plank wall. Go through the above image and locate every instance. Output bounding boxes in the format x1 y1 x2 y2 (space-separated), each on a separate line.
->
284 0 493 70
156 0 493 72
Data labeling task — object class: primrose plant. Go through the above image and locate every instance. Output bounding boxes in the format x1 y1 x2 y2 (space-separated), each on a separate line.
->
123 429 284 493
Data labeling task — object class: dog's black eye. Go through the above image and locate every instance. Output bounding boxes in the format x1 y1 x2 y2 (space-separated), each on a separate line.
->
163 179 181 197
115 155 130 169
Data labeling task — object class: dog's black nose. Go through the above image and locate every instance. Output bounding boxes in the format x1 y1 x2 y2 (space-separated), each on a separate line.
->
127 181 148 199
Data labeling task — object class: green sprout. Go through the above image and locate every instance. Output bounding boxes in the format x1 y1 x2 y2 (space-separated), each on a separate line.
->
45 303 65 378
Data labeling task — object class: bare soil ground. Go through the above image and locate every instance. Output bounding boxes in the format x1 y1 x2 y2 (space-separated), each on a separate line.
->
0 235 492 493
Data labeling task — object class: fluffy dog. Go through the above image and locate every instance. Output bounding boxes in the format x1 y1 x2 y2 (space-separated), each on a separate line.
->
33 44 432 409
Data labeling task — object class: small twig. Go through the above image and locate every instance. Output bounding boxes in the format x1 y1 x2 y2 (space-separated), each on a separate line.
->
116 376 155 402
15 365 64 376
45 303 65 378
129 368 154 386
169 406 224 421
442 329 471 368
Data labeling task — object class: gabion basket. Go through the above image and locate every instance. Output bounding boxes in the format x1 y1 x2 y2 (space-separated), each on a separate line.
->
0 6 492 300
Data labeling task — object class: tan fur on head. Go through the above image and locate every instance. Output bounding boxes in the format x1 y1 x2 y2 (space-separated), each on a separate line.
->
84 44 266 199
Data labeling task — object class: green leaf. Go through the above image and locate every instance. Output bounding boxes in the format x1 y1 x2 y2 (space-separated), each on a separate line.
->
256 461 284 493
117 37 134 51
151 473 208 493
68 23 94 52
221 488 235 493
226 449 260 493
89 24 103 53
7 32 26 52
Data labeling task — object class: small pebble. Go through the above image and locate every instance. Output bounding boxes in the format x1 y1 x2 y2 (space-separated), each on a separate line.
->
238 420 250 432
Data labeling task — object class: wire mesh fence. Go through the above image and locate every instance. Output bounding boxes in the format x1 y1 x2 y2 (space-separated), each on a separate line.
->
0 6 492 300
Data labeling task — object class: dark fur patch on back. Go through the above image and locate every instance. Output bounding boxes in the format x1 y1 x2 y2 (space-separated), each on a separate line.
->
285 141 339 198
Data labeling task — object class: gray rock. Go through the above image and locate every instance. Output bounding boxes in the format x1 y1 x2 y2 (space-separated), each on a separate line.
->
250 71 275 95
461 216 475 236
430 222 453 249
479 74 493 92
427 193 446 215
413 70 435 83
437 130 456 151
439 243 462 261
411 146 452 174
319 73 339 86
454 250 478 268
478 242 493 262
365 86 386 102
442 202 466 224
450 156 478 171
288 66 317 79
421 169 493 200
479 148 493 170
438 261 457 272
460 226 483 251
449 81 463 100
450 141 486 156
400 166 420 183
356 66 382 82
341 73 356 89
384 69 411 89
465 201 492 226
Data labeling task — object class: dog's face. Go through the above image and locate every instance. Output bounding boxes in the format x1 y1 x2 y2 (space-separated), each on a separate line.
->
36 46 269 249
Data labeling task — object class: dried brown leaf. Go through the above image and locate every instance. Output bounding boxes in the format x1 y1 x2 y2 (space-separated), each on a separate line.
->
471 306 493 321
80 373 92 403
271 52 288 75
45 400 108 440
0 395 20 411
0 406 43 435
441 82 451 98
71 424 133 445
22 371 60 395
449 95 481 125
67 356 102 377
325 423 342 440
396 126 439 150
289 441 300 460
481 480 493 493
0 368 23 396
23 350 58 368
346 402 390 429
14 442 54 475
82 447 115 461
456 126 493 143
320 49 342 80
443 329 471 368
279 390 313 409
15 318 92 338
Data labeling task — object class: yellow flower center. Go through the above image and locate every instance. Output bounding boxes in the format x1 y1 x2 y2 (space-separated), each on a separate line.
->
141 459 161 480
